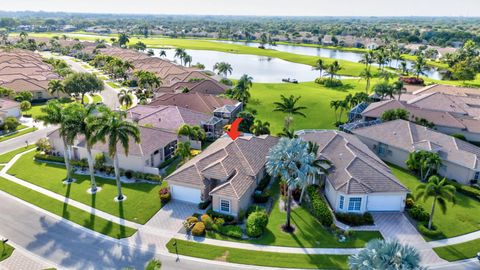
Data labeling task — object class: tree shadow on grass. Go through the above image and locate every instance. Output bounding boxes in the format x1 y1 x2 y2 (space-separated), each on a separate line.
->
322 83 355 92
61 183 72 219
118 200 126 238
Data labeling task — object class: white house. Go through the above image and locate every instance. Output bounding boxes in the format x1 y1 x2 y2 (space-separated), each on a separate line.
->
0 98 21 124
48 126 178 175
297 130 409 213
353 119 480 185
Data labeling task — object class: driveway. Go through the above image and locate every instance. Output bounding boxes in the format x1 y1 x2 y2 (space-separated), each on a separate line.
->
372 212 445 266
143 200 198 232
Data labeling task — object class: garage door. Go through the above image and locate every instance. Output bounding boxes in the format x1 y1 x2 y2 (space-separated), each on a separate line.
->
171 185 202 204
367 195 403 211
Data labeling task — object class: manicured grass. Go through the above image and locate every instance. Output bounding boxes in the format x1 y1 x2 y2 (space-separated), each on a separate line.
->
0 242 14 262
390 164 480 240
0 176 136 238
24 103 47 119
81 64 92 69
106 81 121 89
92 94 103 103
433 238 480 261
207 180 382 248
164 158 182 176
0 127 37 142
166 239 349 269
249 79 371 134
7 151 166 224
82 95 92 104
98 75 108 80
0 145 37 163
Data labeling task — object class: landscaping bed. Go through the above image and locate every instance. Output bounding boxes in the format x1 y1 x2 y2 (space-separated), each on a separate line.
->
0 242 14 262
7 151 166 224
166 239 349 269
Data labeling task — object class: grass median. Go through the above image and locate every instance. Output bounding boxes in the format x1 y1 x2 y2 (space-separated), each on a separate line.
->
433 238 480 261
166 238 349 269
0 176 136 238
0 242 14 262
0 145 37 163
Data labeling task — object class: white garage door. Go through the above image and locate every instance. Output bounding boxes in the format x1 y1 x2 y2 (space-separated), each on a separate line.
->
171 185 202 204
367 195 403 212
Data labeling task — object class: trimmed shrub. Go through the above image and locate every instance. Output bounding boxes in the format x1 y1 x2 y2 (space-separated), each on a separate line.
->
246 211 269 238
191 222 206 236
198 201 211 210
417 223 442 238
34 153 65 163
201 214 214 230
206 208 235 223
335 212 374 226
125 170 133 179
315 77 343 88
246 205 266 218
214 217 225 227
158 187 171 204
218 225 243 239
405 198 415 208
408 205 430 222
252 189 270 203
306 185 333 226
186 216 198 225
446 179 480 200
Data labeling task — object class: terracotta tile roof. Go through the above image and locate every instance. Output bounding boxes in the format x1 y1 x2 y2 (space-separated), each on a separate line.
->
353 119 480 170
298 130 408 194
0 98 19 111
149 92 237 114
166 135 279 199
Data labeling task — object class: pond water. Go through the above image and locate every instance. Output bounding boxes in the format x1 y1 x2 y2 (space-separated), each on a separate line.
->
215 40 444 80
151 48 326 83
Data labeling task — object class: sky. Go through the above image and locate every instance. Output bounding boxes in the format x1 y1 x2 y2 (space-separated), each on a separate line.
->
3 0 480 17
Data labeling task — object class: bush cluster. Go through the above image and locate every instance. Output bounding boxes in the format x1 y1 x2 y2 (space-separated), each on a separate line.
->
246 211 269 238
191 221 206 236
218 225 243 239
446 180 480 201
335 212 374 226
246 205 266 218
206 208 235 223
315 77 343 88
399 77 424 85
252 190 270 203
158 187 171 204
408 205 430 222
306 185 333 226
417 222 442 238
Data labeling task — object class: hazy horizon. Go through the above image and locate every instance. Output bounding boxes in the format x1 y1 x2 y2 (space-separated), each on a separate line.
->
3 0 480 17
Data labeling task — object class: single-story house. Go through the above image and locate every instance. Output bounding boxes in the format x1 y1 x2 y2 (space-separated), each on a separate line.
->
166 135 278 216
48 126 178 175
0 98 21 124
297 130 409 213
352 119 480 185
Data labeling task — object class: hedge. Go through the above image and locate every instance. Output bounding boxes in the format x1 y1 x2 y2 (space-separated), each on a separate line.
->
218 225 243 239
306 185 333 226
408 205 430 222
335 212 374 226
246 211 269 238
446 180 480 201
417 222 442 238
206 208 235 223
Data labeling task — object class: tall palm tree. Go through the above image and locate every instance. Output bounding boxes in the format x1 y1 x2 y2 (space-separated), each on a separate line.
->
231 74 253 104
38 100 74 183
183 54 192 67
118 33 130 47
177 124 206 141
416 176 456 230
277 128 297 139
134 70 162 96
349 239 422 270
273 95 307 130
266 138 314 231
174 48 186 64
90 110 140 201
413 55 427 78
359 68 373 93
326 61 342 80
250 120 270 136
213 62 233 77
400 61 409 75
48 79 64 98
118 89 133 109
159 50 167 57
299 142 330 202
313 58 326 77
330 100 342 122
359 50 375 70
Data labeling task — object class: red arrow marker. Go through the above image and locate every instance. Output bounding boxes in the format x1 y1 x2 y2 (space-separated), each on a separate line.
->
226 118 243 140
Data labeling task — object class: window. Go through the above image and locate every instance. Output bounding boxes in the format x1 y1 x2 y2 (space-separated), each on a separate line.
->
377 143 387 156
339 196 344 210
348 197 362 211
220 199 230 213
475 172 480 180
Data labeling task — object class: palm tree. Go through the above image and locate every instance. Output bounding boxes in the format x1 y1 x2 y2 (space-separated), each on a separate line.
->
183 54 192 67
175 141 192 164
177 124 206 141
118 89 133 109
213 62 233 77
90 110 140 201
38 100 74 183
406 150 442 182
273 95 307 130
359 51 375 70
413 55 427 78
416 176 456 230
312 58 326 77
359 68 373 93
299 142 330 202
134 70 162 96
48 79 64 98
231 74 253 104
118 33 130 47
250 120 270 136
19 31 28 41
63 104 100 193
266 138 315 232
174 48 186 64
330 100 342 122
349 239 422 270
326 61 342 80
400 61 409 75
277 128 297 139
159 50 167 57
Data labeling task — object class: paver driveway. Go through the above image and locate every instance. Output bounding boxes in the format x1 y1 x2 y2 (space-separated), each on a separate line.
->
372 212 445 265
143 200 198 232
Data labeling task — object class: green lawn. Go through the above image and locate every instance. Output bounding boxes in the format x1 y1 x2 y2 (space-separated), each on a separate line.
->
390 165 480 240
0 242 14 262
166 239 348 269
24 103 47 119
0 145 37 163
92 94 103 103
207 180 382 248
433 238 480 261
106 81 121 89
0 176 136 238
248 79 370 134
0 127 37 142
7 151 166 224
